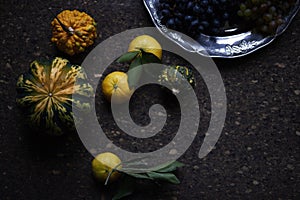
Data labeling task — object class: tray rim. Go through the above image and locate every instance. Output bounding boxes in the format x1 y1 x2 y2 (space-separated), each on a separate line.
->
143 0 300 58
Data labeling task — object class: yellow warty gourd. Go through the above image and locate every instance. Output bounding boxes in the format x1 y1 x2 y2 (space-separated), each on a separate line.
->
51 10 97 55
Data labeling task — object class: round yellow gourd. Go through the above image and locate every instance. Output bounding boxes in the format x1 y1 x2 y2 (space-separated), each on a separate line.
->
51 10 97 55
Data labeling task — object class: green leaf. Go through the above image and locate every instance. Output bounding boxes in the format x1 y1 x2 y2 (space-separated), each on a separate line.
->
112 176 135 200
125 50 162 88
146 161 174 172
127 56 142 89
152 161 185 173
129 54 142 69
140 51 162 77
124 172 153 180
116 51 140 63
146 171 180 184
121 156 150 167
140 50 162 65
119 156 153 172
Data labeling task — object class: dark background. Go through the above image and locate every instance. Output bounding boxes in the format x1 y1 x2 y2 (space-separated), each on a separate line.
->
0 0 299 199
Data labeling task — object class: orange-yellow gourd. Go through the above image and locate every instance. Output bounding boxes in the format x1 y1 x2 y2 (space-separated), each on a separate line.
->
51 10 97 55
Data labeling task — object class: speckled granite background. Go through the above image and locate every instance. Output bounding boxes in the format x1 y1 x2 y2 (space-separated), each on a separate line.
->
0 0 299 199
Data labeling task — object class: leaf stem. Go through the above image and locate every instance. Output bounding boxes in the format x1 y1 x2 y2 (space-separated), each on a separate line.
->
104 162 123 186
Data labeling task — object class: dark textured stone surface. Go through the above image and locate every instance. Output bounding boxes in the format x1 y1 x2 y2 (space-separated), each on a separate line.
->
0 1 299 199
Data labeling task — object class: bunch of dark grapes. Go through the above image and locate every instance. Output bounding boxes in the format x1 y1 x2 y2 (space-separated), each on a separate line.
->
157 0 240 37
237 0 297 34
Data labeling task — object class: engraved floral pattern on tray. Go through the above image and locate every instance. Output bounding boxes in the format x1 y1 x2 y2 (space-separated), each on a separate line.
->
143 0 300 58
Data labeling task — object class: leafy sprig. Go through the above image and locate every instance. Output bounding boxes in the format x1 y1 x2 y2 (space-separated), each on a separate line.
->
116 50 161 89
110 160 184 200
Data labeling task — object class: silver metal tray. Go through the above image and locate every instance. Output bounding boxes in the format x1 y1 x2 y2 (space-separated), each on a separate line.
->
144 0 300 58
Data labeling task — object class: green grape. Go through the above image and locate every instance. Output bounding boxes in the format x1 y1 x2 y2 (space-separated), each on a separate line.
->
240 3 247 11
244 9 252 17
269 6 276 14
263 13 272 22
237 0 297 35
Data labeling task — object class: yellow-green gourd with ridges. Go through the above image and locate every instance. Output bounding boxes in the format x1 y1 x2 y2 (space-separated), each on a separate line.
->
16 57 94 135
159 65 196 89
